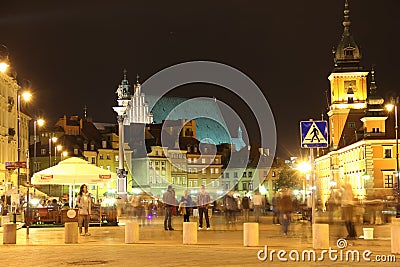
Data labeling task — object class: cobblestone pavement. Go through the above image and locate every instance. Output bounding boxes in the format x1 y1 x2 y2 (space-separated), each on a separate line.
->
0 215 399 266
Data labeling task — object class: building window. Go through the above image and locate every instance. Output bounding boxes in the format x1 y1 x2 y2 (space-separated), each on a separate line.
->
90 144 95 150
248 171 253 178
210 168 214 174
248 182 253 191
91 157 96 164
106 154 110 160
215 168 219 174
202 179 206 186
99 154 104 160
348 122 356 128
189 180 192 187
225 172 230 178
172 177 175 184
234 172 238 178
193 158 197 163
202 168 206 174
384 175 394 188
74 148 78 155
242 182 247 191
41 148 46 155
193 168 197 173
182 177 186 185
242 172 247 178
194 180 198 187
149 161 153 169
221 173 224 178
106 166 111 171
202 158 206 164
384 148 392 158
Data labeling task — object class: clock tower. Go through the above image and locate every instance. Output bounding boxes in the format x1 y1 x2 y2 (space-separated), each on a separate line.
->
327 0 369 149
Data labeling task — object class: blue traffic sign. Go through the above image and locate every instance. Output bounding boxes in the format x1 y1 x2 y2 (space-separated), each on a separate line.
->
300 120 328 148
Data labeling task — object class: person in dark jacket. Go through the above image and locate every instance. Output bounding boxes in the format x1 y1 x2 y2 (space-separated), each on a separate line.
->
162 185 176 231
279 189 293 235
241 194 250 222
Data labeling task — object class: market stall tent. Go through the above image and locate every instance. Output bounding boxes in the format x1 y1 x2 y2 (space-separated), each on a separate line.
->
32 157 116 185
32 157 117 206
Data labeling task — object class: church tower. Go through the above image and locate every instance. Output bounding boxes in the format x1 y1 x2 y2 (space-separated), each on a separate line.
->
327 0 369 149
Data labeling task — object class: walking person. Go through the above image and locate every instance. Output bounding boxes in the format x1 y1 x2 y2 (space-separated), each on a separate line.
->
341 184 357 239
76 184 92 236
241 193 250 222
253 191 263 223
272 192 281 224
197 185 211 230
180 190 192 222
163 185 176 231
279 189 293 235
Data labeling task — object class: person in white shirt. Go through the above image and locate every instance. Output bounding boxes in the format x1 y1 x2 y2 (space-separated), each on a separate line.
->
253 191 263 223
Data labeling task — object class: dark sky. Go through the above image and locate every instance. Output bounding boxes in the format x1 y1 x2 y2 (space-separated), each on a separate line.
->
1 0 399 157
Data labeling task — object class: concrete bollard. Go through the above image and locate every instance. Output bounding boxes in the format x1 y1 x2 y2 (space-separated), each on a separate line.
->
183 222 197 245
391 226 400 254
243 222 259 247
125 221 139 244
3 223 17 244
313 223 329 249
64 222 78 244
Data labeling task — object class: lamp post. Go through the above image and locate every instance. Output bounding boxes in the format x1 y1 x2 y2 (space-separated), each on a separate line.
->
17 90 31 210
297 161 311 203
386 97 399 189
33 118 45 174
55 145 62 165
49 136 57 166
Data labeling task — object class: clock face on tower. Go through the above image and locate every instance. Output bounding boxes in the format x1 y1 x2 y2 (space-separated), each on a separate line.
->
344 80 357 94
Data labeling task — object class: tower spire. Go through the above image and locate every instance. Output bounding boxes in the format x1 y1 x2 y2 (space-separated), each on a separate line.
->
333 0 362 71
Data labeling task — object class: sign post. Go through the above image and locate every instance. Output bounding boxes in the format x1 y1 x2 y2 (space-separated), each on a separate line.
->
300 120 328 223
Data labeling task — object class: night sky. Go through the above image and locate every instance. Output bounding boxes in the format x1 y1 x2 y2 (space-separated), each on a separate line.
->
1 0 399 157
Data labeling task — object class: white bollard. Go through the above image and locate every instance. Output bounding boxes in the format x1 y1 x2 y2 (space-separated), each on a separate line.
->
64 222 78 244
125 221 139 244
391 226 400 254
243 222 259 247
313 223 329 249
363 228 374 240
3 223 16 244
183 222 197 245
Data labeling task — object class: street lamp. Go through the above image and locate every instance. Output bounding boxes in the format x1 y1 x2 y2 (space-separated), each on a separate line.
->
297 161 311 203
17 90 31 208
55 145 62 165
49 136 57 166
33 118 45 173
386 97 399 189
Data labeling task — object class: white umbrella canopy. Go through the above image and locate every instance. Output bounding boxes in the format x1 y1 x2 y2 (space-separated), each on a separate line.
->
31 157 116 185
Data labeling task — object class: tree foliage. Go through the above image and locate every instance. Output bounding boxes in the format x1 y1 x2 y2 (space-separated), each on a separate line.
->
274 164 301 191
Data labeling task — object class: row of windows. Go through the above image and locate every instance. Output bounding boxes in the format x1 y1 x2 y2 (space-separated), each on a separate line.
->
223 181 253 191
221 171 253 179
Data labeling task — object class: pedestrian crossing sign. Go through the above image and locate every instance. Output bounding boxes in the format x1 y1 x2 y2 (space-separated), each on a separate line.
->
300 120 328 148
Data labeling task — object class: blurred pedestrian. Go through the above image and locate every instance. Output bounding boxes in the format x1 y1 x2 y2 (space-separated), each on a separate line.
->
76 184 92 236
162 185 176 231
279 189 293 235
180 190 192 222
241 193 250 222
224 192 237 224
253 191 263 223
341 184 357 239
197 185 211 230
272 192 281 224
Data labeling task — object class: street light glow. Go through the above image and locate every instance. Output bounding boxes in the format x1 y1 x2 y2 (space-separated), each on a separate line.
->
386 103 395 112
297 161 311 173
0 62 9 73
21 91 32 102
52 136 57 143
37 118 45 126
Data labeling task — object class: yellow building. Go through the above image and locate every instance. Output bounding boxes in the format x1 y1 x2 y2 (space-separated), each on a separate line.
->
315 1 398 204
0 56 30 197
